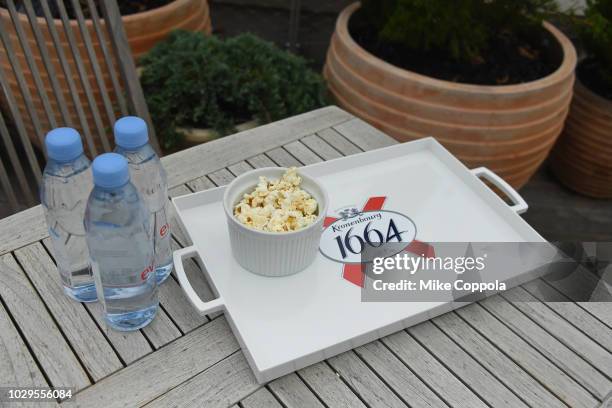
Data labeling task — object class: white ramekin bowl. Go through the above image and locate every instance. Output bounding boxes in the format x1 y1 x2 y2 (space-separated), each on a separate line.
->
223 167 328 277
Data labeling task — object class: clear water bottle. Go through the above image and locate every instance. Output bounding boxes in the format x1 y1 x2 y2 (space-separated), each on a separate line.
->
114 117 173 285
41 128 96 302
84 153 158 331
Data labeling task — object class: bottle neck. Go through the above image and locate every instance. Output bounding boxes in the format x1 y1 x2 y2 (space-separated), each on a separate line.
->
45 154 91 177
91 181 137 203
115 143 156 164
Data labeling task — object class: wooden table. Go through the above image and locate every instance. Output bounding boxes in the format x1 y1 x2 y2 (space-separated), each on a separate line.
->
1 107 610 408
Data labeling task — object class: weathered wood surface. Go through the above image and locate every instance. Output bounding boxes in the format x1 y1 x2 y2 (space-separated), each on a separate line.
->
0 253 90 391
327 351 408 408
408 321 529 407
433 312 564 408
268 373 325 408
14 242 123 381
456 303 599 408
241 387 283 408
1 108 611 407
382 331 488 408
65 317 238 408
0 300 50 395
41 236 183 355
479 295 611 400
42 237 154 365
298 362 368 408
354 340 447 408
145 352 260 408
162 106 352 186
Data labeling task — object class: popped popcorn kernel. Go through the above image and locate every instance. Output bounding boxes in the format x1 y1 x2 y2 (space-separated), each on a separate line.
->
233 168 319 232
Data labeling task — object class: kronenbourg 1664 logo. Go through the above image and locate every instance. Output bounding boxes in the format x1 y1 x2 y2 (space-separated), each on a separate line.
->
319 196 433 287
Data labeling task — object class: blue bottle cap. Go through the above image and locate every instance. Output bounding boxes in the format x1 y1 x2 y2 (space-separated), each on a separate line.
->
45 127 84 162
114 116 149 149
92 153 130 189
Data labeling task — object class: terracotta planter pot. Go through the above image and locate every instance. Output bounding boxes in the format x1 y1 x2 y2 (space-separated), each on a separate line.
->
0 0 211 152
324 2 577 189
550 80 612 198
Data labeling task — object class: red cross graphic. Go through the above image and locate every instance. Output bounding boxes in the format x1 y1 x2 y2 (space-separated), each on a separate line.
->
324 196 435 287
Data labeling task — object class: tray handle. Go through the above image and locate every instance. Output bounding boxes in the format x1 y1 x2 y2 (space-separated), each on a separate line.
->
470 167 528 215
173 246 225 316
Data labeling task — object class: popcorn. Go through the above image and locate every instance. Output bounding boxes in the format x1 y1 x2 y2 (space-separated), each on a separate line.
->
234 168 318 232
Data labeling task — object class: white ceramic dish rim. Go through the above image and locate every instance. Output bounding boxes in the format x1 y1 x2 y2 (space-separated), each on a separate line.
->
222 167 329 237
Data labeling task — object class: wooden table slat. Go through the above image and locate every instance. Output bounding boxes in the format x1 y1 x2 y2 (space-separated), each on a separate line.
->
0 253 90 390
84 301 154 365
0 205 46 256
268 373 325 408
354 340 448 408
266 147 302 168
14 243 123 381
162 106 352 187
408 321 529 407
540 274 612 329
301 134 343 160
432 312 565 408
298 362 368 408
66 317 238 407
317 127 363 155
382 330 488 408
333 118 396 151
247 154 277 169
156 274 208 333
241 387 283 408
577 302 612 330
0 300 49 390
283 140 324 165
502 286 612 378
208 168 239 187
227 161 255 177
140 306 182 350
327 351 408 408
186 175 217 194
144 352 259 408
41 237 153 365
479 295 611 400
457 303 599 408
522 279 612 353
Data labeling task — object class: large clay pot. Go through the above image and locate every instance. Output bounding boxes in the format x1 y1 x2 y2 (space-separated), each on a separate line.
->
550 79 612 198
0 0 211 153
324 2 577 188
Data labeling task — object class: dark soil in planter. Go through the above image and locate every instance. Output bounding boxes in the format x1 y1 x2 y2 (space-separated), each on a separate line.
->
1 0 172 18
349 9 562 86
578 59 612 101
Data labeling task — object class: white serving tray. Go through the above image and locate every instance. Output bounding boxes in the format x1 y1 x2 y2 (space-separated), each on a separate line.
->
172 137 545 383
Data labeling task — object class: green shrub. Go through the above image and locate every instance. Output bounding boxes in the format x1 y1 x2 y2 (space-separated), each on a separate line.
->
580 0 612 88
140 31 328 149
359 0 558 61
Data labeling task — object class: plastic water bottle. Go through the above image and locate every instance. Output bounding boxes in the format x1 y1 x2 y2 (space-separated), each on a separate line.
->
114 117 173 285
41 128 96 302
84 153 158 331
